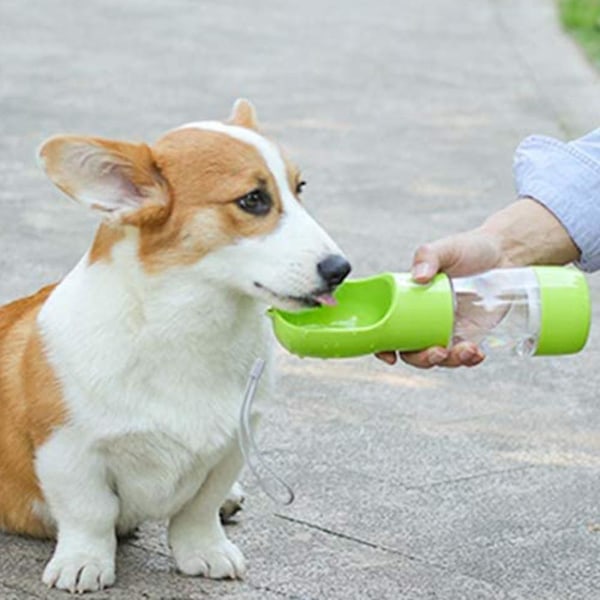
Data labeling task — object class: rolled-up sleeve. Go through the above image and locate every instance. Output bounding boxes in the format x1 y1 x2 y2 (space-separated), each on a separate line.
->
513 129 600 272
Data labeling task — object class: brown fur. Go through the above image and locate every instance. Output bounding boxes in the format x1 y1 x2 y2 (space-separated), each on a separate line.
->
282 153 303 198
88 129 293 272
228 98 259 130
42 106 301 271
0 284 63 538
89 224 127 264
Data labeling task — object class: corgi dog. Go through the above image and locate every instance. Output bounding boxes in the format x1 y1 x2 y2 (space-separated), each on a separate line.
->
0 99 351 593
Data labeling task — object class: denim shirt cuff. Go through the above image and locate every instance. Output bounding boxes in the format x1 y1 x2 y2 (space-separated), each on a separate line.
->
514 135 600 272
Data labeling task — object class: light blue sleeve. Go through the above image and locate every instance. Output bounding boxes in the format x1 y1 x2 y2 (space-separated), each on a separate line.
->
513 129 600 272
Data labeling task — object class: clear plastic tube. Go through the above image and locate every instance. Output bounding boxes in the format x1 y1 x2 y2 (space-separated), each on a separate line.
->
238 358 295 505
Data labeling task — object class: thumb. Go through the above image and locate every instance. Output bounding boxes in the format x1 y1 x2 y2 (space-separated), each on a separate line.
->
411 242 442 283
411 237 461 283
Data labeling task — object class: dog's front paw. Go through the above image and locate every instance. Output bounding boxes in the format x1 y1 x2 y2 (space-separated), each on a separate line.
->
175 538 246 579
42 552 116 593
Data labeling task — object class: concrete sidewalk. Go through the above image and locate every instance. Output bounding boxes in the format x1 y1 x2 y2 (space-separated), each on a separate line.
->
2 0 600 598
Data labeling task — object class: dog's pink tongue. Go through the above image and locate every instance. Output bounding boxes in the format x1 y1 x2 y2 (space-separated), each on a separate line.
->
316 293 337 307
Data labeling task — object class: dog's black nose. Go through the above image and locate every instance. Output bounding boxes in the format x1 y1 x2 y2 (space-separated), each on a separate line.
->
317 255 352 288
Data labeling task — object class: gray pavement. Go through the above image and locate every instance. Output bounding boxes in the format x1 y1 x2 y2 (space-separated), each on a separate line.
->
2 0 600 598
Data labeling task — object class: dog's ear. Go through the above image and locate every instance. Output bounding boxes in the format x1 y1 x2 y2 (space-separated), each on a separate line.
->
228 98 259 130
38 136 169 222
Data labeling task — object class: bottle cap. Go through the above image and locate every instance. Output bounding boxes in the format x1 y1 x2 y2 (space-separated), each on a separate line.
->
533 266 591 355
269 272 454 358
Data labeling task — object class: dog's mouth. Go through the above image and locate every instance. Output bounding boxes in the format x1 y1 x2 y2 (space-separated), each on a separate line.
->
254 282 338 309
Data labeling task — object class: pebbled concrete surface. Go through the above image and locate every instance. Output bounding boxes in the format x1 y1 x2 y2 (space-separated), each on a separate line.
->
1 0 600 598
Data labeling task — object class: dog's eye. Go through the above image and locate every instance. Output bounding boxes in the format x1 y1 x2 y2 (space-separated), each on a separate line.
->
296 180 306 194
236 189 272 216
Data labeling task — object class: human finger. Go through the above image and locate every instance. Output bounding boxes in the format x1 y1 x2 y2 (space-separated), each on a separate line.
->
400 346 450 369
375 351 398 365
436 341 485 368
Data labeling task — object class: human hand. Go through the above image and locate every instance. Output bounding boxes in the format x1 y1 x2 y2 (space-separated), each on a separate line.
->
376 197 580 368
376 227 504 368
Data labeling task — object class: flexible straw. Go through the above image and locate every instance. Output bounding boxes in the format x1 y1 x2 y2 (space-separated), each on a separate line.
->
238 358 295 505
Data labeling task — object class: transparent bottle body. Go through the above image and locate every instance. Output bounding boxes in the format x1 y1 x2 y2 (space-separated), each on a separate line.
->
450 268 541 357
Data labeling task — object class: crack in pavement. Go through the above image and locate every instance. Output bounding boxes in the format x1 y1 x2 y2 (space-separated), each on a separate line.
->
274 513 511 599
274 513 429 563
403 465 538 491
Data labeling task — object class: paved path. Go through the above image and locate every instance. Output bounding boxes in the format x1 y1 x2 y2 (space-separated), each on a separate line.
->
2 0 600 598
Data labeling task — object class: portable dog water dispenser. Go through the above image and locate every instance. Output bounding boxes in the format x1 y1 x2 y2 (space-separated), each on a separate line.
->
269 267 591 358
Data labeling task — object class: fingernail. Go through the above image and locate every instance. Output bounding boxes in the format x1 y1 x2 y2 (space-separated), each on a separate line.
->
428 349 447 365
412 263 434 281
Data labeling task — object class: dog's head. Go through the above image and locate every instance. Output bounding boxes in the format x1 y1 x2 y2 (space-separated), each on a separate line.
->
37 100 350 310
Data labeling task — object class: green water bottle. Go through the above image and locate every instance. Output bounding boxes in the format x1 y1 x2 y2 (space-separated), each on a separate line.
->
269 267 591 359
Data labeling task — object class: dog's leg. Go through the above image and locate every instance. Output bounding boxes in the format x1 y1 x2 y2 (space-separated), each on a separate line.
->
169 438 245 579
36 437 118 593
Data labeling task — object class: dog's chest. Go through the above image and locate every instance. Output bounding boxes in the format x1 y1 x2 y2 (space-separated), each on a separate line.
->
95 366 252 525
104 431 208 524
99 357 250 495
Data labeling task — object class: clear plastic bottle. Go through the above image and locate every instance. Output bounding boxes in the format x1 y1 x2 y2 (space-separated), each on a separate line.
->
451 268 541 356
450 267 589 357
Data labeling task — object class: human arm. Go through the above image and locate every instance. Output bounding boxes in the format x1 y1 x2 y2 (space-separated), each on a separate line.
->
378 127 600 368
376 197 580 367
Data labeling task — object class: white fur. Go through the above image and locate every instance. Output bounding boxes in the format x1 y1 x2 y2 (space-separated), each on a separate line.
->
34 122 346 593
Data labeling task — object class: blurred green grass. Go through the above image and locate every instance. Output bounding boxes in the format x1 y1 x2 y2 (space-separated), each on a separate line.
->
559 0 600 67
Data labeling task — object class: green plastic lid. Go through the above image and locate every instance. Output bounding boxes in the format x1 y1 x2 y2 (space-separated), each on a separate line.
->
269 272 454 358
533 266 591 355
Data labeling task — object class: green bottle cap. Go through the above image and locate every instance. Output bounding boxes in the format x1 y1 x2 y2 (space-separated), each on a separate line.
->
533 266 591 355
269 272 454 358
